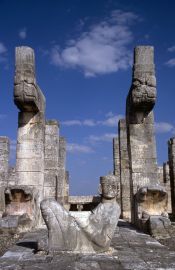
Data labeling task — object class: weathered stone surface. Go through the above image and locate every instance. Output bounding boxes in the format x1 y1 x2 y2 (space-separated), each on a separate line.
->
57 136 67 204
3 186 38 221
126 46 156 125
112 46 170 235
44 120 59 199
148 215 171 239
118 119 131 220
1 222 175 269
136 185 168 218
168 137 175 215
14 47 46 226
126 46 166 227
14 47 45 113
163 162 172 213
41 175 120 253
112 137 121 206
0 137 9 217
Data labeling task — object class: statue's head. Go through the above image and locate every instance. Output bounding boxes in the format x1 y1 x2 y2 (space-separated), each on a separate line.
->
99 175 117 200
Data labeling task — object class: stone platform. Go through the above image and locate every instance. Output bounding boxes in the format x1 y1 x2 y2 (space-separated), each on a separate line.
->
0 220 175 270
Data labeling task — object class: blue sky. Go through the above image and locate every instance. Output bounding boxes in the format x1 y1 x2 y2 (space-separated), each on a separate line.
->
0 0 175 195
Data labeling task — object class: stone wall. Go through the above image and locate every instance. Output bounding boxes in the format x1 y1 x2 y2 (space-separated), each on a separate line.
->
57 137 67 204
0 46 69 230
168 137 175 215
118 120 131 220
44 120 59 199
0 137 9 216
163 162 172 213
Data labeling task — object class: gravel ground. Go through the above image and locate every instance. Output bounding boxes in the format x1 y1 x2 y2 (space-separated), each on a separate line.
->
159 237 175 251
0 232 24 256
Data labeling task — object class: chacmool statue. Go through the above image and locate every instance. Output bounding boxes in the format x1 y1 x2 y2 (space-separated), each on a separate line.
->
41 174 120 253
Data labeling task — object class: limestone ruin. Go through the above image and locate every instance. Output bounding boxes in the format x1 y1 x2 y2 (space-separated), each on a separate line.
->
113 46 171 236
0 45 175 253
41 174 120 253
0 47 68 230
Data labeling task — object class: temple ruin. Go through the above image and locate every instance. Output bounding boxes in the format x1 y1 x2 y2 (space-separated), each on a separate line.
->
0 45 175 243
0 47 68 230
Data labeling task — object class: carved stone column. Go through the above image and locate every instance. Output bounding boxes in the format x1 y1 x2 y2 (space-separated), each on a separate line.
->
14 46 45 226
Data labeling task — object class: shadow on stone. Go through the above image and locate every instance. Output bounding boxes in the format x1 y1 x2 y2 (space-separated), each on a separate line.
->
16 240 38 253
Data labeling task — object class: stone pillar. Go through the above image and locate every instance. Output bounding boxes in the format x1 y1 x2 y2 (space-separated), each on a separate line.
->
168 138 175 214
113 137 120 177
163 162 172 213
157 166 164 185
113 137 121 207
126 46 159 224
14 46 45 225
57 136 66 204
0 137 9 216
118 119 131 220
44 120 59 199
64 171 69 206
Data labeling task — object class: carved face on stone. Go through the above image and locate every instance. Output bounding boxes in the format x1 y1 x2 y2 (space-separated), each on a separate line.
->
131 75 156 111
101 182 117 199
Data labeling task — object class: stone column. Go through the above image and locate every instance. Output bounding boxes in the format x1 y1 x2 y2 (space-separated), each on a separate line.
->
44 120 59 199
64 171 70 208
0 137 9 216
113 137 121 206
126 46 158 223
118 119 131 220
163 162 172 213
168 138 175 215
14 46 45 225
57 136 67 204
113 137 120 177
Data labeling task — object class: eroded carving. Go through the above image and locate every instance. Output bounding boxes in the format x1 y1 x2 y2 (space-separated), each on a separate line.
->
14 46 45 113
41 174 120 253
126 46 156 124
136 185 168 220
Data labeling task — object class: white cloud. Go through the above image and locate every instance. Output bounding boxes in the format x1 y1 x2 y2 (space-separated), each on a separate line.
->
0 42 7 63
83 119 96 126
0 43 7 54
165 58 175 67
62 113 123 127
88 133 116 143
168 46 175 52
155 122 175 133
99 114 124 127
19 28 27 39
67 143 94 153
62 120 82 126
50 9 138 77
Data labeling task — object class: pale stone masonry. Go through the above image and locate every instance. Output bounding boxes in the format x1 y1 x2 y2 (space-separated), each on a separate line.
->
113 46 170 235
44 120 59 199
0 46 68 230
168 137 175 215
126 46 160 225
118 120 130 220
57 137 67 204
113 137 121 206
113 137 120 178
0 137 9 216
0 45 173 240
163 162 172 213
14 46 46 225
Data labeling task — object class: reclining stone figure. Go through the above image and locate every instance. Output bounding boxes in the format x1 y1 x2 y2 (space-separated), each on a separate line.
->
41 174 120 253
